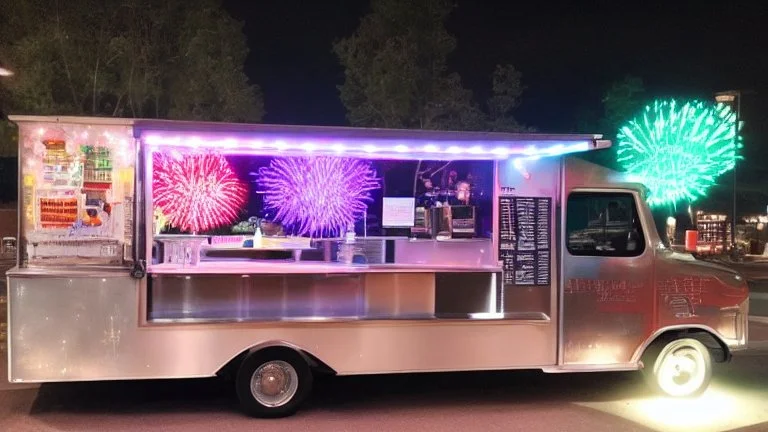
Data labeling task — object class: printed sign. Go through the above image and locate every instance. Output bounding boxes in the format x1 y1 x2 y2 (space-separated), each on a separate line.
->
382 197 416 227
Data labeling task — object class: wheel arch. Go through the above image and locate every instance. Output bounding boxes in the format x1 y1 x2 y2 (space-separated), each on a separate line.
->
215 340 338 379
633 325 731 366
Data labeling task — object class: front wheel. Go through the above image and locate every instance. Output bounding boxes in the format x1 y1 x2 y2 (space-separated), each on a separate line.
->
236 348 313 418
642 337 712 398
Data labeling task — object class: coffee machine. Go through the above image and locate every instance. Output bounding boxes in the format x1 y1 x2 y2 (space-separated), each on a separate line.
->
410 205 476 239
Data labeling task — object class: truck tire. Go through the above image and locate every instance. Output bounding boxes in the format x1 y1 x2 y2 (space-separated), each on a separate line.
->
235 348 313 418
642 337 712 398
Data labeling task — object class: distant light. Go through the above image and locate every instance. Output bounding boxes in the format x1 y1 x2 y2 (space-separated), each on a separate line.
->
0 67 14 77
715 95 736 103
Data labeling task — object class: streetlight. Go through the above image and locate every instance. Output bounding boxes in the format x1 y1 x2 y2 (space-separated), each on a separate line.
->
714 90 742 250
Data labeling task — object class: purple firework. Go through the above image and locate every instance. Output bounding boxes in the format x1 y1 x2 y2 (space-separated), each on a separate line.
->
257 156 380 237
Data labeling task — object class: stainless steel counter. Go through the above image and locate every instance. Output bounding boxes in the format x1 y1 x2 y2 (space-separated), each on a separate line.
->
148 261 501 275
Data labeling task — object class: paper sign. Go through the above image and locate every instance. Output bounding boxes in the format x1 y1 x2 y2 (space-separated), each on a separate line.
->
382 197 415 227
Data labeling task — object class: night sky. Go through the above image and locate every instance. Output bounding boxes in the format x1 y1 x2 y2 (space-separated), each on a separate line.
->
223 0 768 214
224 0 768 136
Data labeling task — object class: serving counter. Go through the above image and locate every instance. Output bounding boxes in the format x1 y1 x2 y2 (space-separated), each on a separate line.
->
148 261 501 274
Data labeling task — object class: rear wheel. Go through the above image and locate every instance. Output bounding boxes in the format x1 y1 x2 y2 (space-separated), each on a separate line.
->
235 348 313 418
642 337 712 398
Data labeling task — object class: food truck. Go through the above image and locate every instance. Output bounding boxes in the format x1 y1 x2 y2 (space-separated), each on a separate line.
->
5 116 749 417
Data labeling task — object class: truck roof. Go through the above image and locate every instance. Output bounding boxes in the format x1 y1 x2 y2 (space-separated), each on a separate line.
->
9 115 611 161
564 156 649 195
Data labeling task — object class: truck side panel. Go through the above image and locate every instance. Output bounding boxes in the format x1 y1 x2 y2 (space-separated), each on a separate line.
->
7 272 557 382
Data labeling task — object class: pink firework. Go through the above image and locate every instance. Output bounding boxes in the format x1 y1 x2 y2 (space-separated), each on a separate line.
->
153 152 248 233
258 157 380 237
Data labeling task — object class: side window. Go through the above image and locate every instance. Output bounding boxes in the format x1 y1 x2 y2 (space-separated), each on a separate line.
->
566 192 645 257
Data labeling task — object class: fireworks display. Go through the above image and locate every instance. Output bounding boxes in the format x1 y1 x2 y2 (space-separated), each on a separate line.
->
617 99 741 207
152 152 248 233
257 156 380 237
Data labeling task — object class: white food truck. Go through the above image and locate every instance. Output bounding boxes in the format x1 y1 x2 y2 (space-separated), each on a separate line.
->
5 116 748 417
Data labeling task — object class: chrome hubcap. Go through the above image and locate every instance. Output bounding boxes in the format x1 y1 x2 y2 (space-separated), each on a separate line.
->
657 345 706 397
250 360 299 407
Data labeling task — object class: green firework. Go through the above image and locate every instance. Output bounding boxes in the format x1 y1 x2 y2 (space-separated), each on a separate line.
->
617 99 741 207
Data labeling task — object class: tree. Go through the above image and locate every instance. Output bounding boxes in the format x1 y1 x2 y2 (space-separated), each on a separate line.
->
0 119 17 157
167 3 264 122
334 0 525 132
0 0 263 122
487 64 531 132
578 75 646 169
601 75 645 136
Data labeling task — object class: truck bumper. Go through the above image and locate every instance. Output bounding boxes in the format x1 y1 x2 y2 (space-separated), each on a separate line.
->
720 298 749 352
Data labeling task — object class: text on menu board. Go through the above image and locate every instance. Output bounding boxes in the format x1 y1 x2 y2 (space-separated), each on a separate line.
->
497 191 551 286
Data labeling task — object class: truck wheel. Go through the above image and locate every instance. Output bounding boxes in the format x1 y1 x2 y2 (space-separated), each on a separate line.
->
642 337 712 398
235 348 313 418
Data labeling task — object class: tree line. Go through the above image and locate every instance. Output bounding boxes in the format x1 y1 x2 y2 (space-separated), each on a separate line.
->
0 0 638 150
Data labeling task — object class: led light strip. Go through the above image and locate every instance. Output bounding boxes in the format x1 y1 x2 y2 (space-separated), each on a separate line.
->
143 134 592 161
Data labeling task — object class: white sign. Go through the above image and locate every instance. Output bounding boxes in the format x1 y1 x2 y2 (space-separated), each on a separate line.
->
382 197 416 227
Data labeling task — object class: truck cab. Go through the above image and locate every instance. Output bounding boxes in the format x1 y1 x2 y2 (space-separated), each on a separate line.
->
559 157 749 397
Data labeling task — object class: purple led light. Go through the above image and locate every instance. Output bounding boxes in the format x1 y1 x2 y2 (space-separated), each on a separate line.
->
143 133 594 161
257 156 381 237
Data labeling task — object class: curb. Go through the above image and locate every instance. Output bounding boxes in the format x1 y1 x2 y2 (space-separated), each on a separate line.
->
746 342 768 350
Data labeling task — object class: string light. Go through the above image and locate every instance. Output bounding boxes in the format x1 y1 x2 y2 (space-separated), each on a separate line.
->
257 156 380 237
152 152 248 233
617 99 741 207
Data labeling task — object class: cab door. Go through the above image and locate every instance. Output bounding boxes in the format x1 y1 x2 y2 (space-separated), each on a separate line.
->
560 189 656 366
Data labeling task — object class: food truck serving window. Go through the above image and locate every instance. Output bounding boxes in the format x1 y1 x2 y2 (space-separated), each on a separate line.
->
566 192 645 257
148 150 495 267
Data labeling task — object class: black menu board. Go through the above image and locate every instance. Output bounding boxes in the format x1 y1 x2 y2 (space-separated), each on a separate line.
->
497 192 551 286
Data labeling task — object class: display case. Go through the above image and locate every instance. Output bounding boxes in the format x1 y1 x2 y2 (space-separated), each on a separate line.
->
16 119 136 266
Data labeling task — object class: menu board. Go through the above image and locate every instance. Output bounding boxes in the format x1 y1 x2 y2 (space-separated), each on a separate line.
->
497 192 551 286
